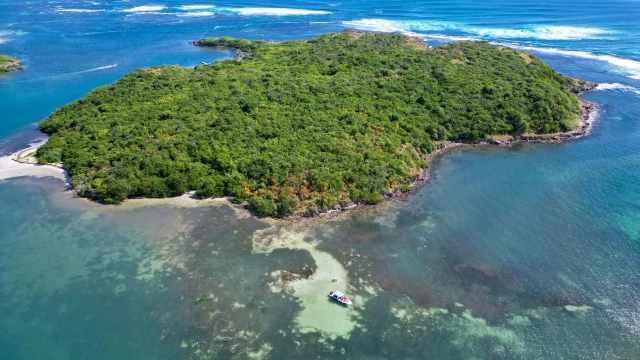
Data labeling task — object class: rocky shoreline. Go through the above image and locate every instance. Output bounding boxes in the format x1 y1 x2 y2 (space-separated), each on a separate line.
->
0 56 23 72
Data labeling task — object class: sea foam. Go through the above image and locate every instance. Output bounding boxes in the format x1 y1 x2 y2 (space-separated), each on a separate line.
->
473 25 613 41
180 5 216 10
123 6 166 12
343 18 639 79
0 30 27 43
506 45 640 80
595 83 640 95
343 19 614 41
177 11 214 17
56 9 106 13
226 7 331 16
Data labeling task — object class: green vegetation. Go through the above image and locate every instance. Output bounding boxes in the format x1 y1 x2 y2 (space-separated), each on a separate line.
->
194 37 259 52
37 31 580 215
0 54 21 73
0 55 15 64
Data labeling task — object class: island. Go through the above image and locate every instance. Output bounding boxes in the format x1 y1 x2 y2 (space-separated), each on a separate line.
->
36 31 592 217
0 54 23 72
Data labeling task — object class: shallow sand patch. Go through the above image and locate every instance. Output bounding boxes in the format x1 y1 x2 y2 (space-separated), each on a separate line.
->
109 193 232 210
254 224 356 338
564 305 594 313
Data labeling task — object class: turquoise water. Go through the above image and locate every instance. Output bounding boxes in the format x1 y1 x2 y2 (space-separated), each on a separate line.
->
2 1 640 359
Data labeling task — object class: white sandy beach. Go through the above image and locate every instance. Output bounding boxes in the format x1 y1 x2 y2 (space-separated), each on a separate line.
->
0 141 68 182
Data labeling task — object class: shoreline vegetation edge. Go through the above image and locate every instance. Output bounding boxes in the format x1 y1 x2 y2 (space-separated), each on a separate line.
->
0 32 599 217
0 89 598 217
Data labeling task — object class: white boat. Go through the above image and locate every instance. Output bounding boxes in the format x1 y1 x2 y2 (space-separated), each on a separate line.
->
329 290 352 305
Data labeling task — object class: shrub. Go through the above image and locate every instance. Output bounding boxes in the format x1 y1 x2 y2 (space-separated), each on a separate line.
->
248 196 276 217
276 197 298 217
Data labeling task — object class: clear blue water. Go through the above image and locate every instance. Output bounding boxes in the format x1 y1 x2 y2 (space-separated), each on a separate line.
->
1 1 640 359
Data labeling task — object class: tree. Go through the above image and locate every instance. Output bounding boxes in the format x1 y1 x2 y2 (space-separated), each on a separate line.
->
249 197 276 217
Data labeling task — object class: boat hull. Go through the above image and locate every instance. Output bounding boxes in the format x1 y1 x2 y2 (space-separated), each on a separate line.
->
329 292 352 305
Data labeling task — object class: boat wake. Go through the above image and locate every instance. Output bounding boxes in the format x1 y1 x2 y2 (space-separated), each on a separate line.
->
75 64 118 73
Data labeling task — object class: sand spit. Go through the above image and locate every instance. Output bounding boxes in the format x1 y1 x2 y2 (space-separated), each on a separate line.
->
0 141 68 182
254 224 356 338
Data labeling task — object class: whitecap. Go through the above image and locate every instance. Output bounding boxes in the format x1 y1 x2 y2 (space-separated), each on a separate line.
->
595 83 640 95
343 19 447 34
122 6 166 12
180 5 215 10
504 44 640 80
342 19 614 41
124 12 173 16
473 26 614 41
0 29 27 43
177 11 214 17
225 7 330 16
342 18 638 79
56 9 106 13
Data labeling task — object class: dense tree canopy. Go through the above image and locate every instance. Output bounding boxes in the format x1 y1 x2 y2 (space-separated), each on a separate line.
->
37 31 580 215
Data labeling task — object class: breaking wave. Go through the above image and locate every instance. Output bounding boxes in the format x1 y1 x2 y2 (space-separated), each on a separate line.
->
505 45 640 80
474 26 613 41
179 5 216 10
342 19 615 41
177 11 215 17
0 30 27 43
595 83 640 95
224 7 331 16
56 9 106 13
342 19 439 35
343 19 639 79
122 6 166 13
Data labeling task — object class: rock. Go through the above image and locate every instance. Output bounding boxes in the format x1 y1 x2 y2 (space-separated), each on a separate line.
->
0 58 23 72
570 81 598 95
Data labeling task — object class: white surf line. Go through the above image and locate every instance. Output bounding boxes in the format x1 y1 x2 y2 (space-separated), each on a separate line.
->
501 43 640 80
179 5 216 10
341 18 640 80
122 6 166 12
595 83 640 95
342 19 615 41
177 12 215 17
223 7 331 16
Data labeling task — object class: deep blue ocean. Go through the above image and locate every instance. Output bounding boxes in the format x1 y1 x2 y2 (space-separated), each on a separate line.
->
1 1 640 359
